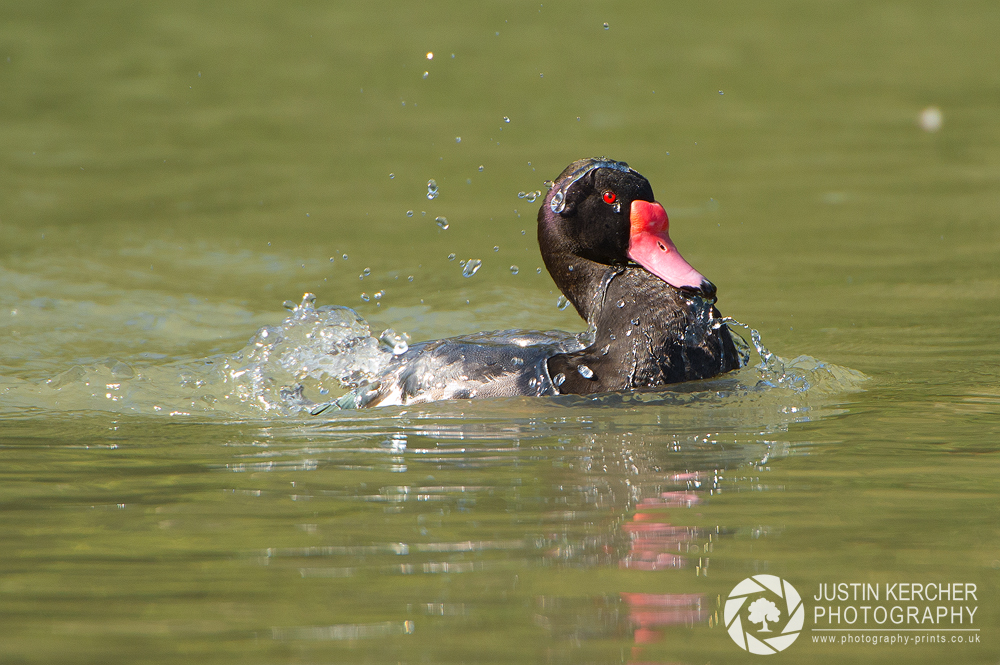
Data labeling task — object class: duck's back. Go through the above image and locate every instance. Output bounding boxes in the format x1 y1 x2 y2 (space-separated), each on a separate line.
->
348 330 586 408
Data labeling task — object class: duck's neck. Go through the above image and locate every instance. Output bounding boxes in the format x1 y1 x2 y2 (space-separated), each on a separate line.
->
541 249 620 325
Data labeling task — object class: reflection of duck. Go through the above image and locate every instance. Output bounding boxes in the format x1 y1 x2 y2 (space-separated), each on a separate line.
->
344 158 742 408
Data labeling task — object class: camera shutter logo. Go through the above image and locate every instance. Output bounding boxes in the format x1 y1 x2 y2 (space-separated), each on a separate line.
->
724 575 804 654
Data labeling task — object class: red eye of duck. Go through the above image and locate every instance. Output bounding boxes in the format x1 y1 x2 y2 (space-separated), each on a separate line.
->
602 191 617 204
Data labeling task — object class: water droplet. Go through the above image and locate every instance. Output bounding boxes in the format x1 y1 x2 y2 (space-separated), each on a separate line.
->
459 259 467 267
600 344 611 356
455 136 461 143
329 257 335 262
342 253 348 260
631 317 640 325
613 201 621 213
517 191 526 199
462 259 482 277
422 71 429 79
379 328 411 355
448 253 456 261
577 364 594 379
616 300 625 308
406 210 414 217
526 191 538 202
373 290 383 300
625 329 632 337
567 265 574 272
389 172 395 179
511 357 524 366
550 189 565 213
719 90 724 95
478 165 484 171
521 229 526 235
360 293 370 302
363 267 371 276
509 265 519 275
426 52 434 60
407 275 414 282
436 216 449 229
603 22 609 29
553 372 566 387
426 179 439 200
536 267 542 274
359 273 365 280
556 295 570 310
493 245 499 252
920 106 943 132
503 116 510 123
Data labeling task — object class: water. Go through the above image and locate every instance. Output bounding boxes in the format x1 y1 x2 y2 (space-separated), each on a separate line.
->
2 2 999 663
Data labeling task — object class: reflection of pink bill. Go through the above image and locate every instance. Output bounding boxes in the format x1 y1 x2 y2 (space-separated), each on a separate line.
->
620 521 696 570
637 491 702 508
621 593 707 631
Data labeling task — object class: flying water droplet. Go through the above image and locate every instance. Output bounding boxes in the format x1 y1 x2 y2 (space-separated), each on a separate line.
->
342 254 348 260
478 165 484 171
503 116 510 123
603 22 609 29
448 253 456 261
422 71 429 79
426 52 434 60
511 357 524 367
407 275 414 282
329 257 335 262
373 290 383 300
363 267 371 276
462 259 482 277
426 179 439 200
406 210 414 217
455 136 461 143
577 364 594 379
509 265 519 275
616 300 625 308
435 216 449 229
556 295 570 310
536 267 542 274
493 245 499 252
567 265 574 272
389 173 395 179
360 293 370 302
553 372 566 387
613 201 621 213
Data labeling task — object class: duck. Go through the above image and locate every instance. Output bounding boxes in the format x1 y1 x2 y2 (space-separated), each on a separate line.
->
330 157 743 409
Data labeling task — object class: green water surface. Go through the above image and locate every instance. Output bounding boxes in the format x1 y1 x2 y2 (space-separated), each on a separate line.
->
1 1 998 663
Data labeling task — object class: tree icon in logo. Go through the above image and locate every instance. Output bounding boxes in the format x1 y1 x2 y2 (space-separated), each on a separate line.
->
747 597 780 632
724 575 803 654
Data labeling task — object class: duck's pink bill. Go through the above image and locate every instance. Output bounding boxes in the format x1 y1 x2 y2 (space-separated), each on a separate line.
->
627 200 707 290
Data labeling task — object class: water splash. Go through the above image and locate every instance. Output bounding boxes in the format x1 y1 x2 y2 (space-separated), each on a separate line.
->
219 294 397 414
714 316 811 392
